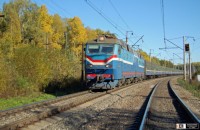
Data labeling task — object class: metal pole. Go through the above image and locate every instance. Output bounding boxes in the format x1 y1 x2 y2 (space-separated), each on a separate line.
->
81 43 85 81
189 51 192 83
126 31 133 44
183 36 186 80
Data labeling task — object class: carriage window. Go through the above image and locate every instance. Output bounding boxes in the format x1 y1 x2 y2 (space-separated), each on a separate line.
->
101 45 114 53
88 45 100 53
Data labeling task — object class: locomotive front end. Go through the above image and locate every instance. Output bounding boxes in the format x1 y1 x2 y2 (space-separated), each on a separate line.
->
85 35 118 89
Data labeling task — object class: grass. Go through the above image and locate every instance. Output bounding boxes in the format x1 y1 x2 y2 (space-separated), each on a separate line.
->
0 93 56 111
0 82 86 111
177 78 200 98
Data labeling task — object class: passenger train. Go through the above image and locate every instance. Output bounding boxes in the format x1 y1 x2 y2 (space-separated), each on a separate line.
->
85 35 182 89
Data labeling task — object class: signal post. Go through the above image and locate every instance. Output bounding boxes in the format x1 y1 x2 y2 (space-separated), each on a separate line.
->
185 43 191 83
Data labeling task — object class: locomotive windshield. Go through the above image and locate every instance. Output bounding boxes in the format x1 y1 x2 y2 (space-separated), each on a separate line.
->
88 45 100 53
101 45 113 53
88 44 114 54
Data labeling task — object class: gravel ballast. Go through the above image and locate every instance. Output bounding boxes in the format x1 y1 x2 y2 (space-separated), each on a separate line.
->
42 79 161 130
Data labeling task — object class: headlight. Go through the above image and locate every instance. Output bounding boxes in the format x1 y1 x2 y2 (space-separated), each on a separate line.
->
105 64 112 68
89 64 93 68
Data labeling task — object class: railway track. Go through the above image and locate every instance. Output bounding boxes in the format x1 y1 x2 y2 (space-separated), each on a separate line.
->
2 77 198 130
0 90 89 129
0 77 160 130
0 90 113 130
137 79 200 130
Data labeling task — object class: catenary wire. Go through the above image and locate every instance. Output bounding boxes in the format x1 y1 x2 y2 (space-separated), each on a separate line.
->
160 0 166 48
108 0 131 31
85 0 126 37
50 0 72 17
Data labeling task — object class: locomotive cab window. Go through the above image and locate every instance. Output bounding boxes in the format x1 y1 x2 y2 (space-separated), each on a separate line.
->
87 44 114 54
88 45 100 53
101 45 114 54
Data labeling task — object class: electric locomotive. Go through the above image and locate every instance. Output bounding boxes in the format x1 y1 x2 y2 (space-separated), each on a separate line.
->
85 35 145 89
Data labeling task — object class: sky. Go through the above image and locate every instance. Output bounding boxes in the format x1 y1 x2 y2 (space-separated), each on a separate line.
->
0 0 200 64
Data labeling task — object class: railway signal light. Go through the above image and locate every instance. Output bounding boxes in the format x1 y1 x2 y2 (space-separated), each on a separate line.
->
185 44 190 52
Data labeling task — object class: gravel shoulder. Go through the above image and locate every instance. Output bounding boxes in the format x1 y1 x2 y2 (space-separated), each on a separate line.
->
170 77 200 119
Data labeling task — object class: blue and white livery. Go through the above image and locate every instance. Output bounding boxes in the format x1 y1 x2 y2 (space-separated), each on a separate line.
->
85 35 182 89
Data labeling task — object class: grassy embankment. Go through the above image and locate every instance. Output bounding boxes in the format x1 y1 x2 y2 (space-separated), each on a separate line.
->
0 83 86 111
0 93 55 110
177 78 200 98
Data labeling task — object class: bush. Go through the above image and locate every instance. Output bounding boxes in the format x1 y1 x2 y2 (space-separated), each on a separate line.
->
0 44 82 98
0 53 20 98
45 49 82 93
14 45 52 91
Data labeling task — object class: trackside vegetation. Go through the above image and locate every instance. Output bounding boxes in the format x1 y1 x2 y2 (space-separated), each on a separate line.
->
177 78 200 98
0 93 55 110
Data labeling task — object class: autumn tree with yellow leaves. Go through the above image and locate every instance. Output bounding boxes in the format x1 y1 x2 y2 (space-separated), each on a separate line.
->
67 17 87 56
0 2 21 58
38 5 53 48
86 27 98 41
51 14 65 50
138 50 150 62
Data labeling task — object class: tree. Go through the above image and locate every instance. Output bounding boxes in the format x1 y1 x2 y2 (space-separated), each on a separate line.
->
138 49 150 62
3 3 22 45
86 27 97 41
67 17 87 56
0 2 21 58
38 5 52 33
51 14 65 50
19 2 41 45
95 28 105 35
38 5 53 48
151 56 160 65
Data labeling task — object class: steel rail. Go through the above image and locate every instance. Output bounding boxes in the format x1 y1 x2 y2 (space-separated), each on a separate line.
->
139 81 160 130
139 79 200 130
169 81 200 124
0 92 107 130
